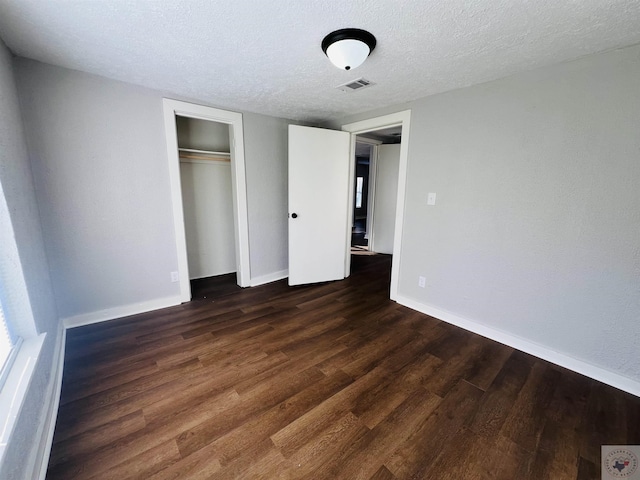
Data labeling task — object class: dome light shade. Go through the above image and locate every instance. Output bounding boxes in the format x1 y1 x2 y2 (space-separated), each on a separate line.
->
322 29 376 71
325 39 370 71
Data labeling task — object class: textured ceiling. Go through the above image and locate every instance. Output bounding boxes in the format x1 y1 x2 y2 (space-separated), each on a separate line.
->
1 0 639 123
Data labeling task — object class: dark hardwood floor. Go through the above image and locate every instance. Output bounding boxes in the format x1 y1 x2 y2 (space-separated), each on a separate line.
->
47 255 640 479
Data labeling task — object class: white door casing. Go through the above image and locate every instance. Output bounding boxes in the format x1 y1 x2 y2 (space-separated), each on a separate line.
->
288 125 351 286
354 137 381 250
163 99 251 302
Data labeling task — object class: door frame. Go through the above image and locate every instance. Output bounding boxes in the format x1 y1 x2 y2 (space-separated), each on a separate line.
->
354 137 381 251
163 99 251 302
342 110 411 301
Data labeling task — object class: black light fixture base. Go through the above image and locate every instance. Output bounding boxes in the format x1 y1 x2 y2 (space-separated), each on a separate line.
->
321 28 377 55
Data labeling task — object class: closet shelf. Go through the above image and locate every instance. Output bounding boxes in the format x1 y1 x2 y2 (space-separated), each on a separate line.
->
179 148 231 162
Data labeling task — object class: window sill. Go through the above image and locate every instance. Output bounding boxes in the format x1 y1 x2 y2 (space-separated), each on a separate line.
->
0 333 45 465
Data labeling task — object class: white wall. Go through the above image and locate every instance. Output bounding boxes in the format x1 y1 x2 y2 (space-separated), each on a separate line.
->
0 40 59 480
371 144 400 254
337 44 640 390
14 58 292 320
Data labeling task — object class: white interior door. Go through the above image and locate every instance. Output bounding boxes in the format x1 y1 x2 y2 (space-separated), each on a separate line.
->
288 125 351 286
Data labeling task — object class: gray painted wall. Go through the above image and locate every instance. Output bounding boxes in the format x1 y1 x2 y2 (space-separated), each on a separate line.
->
14 58 291 319
338 44 640 384
0 40 59 480
15 58 181 319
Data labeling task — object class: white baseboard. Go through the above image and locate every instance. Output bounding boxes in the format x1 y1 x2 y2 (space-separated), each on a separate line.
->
250 269 288 287
396 295 640 398
63 295 183 329
31 327 66 480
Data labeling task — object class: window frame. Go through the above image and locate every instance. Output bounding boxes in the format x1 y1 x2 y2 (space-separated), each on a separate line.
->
0 186 47 470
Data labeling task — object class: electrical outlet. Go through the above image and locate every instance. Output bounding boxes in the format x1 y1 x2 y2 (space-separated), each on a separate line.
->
418 276 426 288
427 193 436 205
171 271 179 283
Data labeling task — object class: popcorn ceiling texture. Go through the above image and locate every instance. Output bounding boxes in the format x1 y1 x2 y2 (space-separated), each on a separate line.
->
0 0 639 122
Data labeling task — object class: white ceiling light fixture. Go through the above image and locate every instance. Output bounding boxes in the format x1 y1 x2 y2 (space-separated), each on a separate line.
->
322 28 377 71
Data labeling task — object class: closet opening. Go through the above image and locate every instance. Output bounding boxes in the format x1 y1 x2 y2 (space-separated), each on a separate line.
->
176 117 239 299
163 99 251 303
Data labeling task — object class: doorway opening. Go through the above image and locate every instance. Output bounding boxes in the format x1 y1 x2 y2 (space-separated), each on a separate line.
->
175 116 241 300
163 99 251 303
351 127 402 258
352 142 370 250
285 111 411 298
351 139 377 252
343 110 411 300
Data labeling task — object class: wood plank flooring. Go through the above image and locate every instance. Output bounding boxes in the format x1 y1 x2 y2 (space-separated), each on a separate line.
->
47 254 640 479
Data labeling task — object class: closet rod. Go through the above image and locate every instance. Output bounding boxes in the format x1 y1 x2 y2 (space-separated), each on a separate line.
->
178 147 230 156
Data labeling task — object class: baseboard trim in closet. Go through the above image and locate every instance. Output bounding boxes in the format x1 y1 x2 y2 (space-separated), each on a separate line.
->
250 269 289 287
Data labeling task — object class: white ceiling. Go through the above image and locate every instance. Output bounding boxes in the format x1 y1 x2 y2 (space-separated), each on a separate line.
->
1 0 639 123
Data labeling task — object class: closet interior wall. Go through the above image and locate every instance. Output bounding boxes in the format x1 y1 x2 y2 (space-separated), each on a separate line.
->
177 116 236 280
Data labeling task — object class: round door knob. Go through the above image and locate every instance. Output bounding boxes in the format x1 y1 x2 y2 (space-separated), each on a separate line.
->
291 213 298 218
